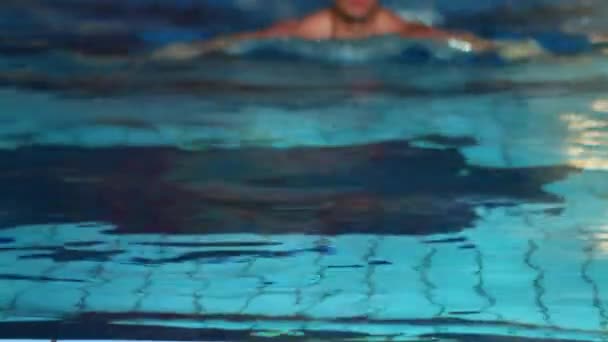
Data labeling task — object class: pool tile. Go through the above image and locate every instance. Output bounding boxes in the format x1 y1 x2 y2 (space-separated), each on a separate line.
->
203 277 259 298
301 292 369 319
318 235 375 266
137 293 198 315
241 293 298 316
247 254 319 289
125 127 165 147
428 244 486 313
76 126 130 147
0 225 60 246
84 277 142 312
200 296 251 316
0 280 30 314
14 283 83 316
369 293 437 319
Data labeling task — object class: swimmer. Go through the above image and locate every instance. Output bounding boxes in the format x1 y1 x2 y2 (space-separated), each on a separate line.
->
153 0 545 61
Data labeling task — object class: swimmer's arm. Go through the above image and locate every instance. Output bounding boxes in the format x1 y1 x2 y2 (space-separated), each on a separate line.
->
398 22 494 51
228 20 302 40
151 11 332 61
151 21 302 60
397 21 547 59
199 13 327 47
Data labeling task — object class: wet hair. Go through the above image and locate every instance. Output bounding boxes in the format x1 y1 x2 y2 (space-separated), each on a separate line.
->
332 0 381 23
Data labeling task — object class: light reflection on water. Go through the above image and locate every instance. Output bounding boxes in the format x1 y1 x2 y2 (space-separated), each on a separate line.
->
562 109 608 170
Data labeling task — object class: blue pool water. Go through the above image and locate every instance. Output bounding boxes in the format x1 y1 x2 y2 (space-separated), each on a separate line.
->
1 1 608 341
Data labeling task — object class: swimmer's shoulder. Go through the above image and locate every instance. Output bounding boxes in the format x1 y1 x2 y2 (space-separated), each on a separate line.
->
374 8 426 35
376 8 433 36
235 10 331 41
291 9 334 40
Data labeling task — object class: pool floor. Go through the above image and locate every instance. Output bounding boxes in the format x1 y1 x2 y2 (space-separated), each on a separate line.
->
1 48 608 342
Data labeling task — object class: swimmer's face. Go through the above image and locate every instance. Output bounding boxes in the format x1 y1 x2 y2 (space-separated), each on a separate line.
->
334 0 380 21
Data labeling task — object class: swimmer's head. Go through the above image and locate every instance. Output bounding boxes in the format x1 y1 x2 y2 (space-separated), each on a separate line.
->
334 0 380 22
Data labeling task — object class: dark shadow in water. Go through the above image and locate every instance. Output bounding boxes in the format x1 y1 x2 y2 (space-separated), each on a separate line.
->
19 247 124 262
0 313 586 342
0 245 123 263
459 243 477 250
3 0 261 30
0 273 84 283
0 139 575 236
445 1 593 37
0 242 333 266
64 240 104 247
130 245 331 265
412 134 478 148
423 237 469 244
130 241 283 248
3 68 608 100
0 32 144 57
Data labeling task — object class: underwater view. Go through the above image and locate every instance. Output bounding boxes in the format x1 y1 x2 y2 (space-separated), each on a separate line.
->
1 0 608 341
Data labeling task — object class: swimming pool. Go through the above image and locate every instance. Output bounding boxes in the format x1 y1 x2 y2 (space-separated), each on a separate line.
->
1 1 608 341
